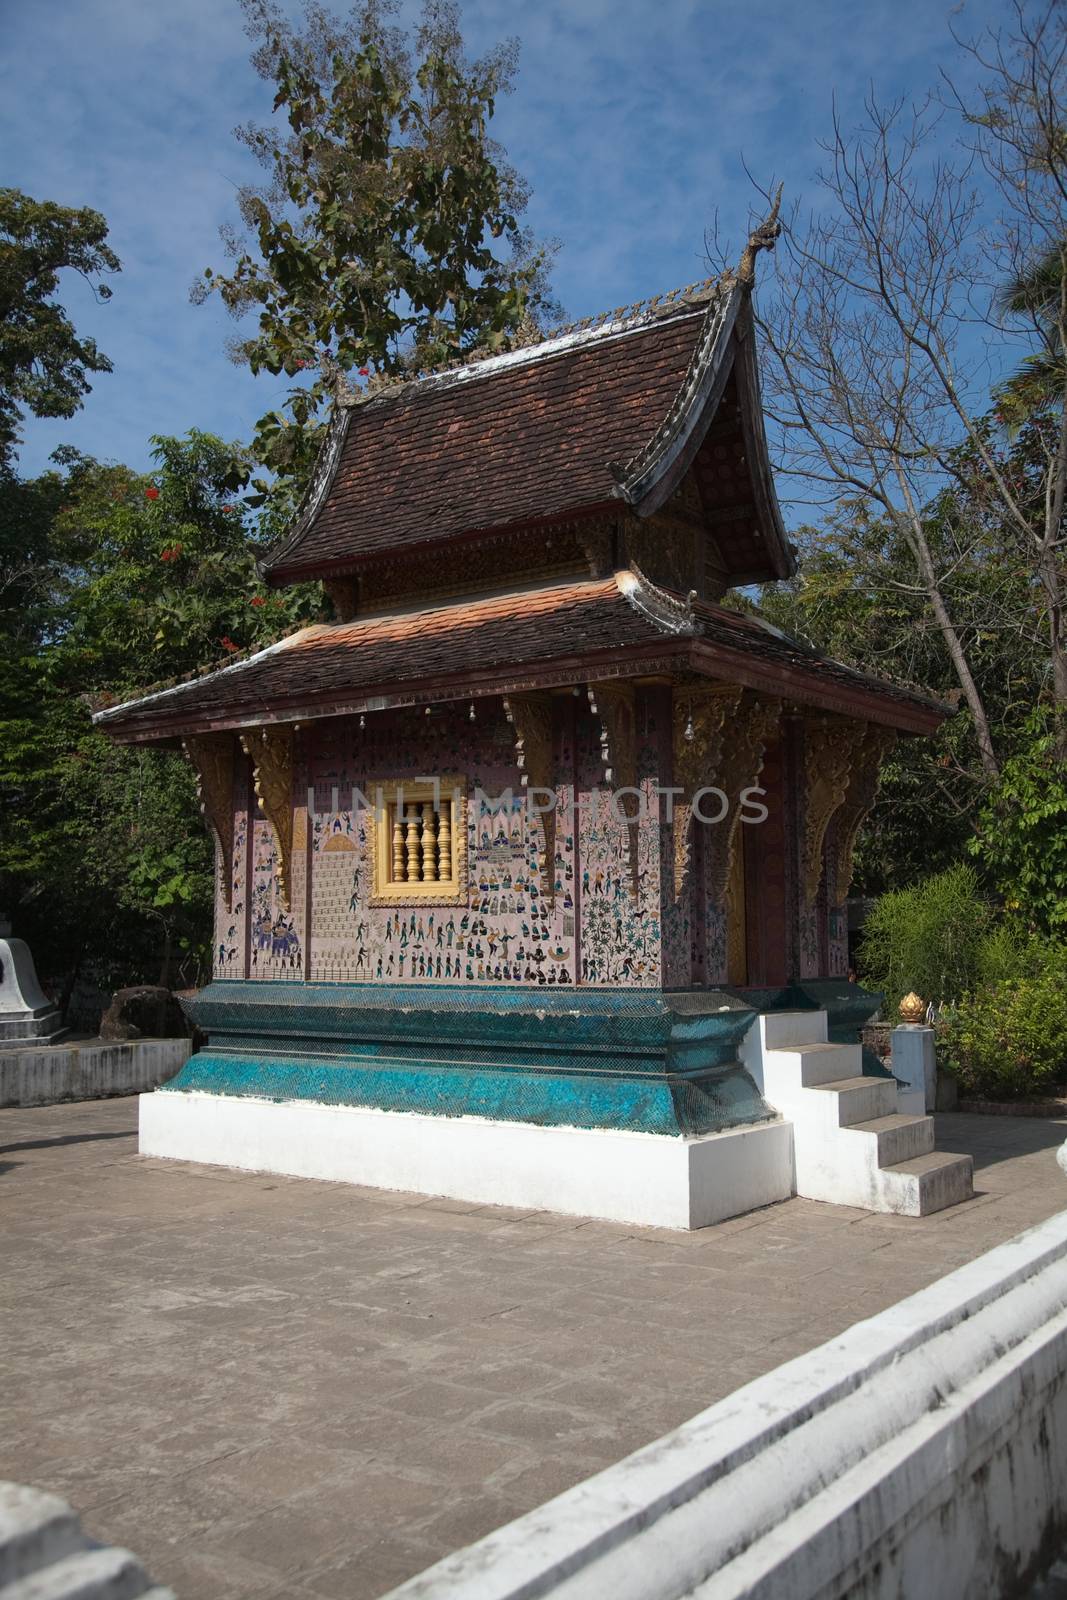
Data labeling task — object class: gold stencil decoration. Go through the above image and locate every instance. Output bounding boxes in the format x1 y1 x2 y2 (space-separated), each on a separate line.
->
725 831 748 985
503 693 557 907
801 717 869 907
671 683 743 897
706 694 781 904
587 680 640 898
828 726 898 905
182 733 235 911
240 725 295 911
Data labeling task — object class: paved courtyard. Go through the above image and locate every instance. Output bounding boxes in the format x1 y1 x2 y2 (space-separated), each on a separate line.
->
2 1097 1065 1600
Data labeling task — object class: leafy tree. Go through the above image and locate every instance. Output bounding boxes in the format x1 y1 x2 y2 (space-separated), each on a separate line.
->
50 430 322 695
996 241 1067 422
759 437 1048 890
0 189 120 466
751 4 1067 771
968 709 1067 935
195 0 555 482
0 434 323 1000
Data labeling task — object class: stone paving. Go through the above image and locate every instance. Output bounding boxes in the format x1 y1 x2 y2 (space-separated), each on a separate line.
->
2 1097 1065 1600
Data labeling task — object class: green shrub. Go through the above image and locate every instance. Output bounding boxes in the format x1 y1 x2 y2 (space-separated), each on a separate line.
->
967 709 1067 937
975 925 1064 987
859 865 992 1012
940 948 1067 1099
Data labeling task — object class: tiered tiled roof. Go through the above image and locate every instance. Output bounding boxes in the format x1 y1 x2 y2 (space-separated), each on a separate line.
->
262 281 794 587
94 571 947 743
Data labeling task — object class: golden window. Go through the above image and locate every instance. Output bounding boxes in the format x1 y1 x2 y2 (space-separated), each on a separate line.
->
370 778 467 906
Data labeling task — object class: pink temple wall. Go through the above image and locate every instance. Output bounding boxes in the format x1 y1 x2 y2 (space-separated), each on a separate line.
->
213 696 669 989
210 696 849 989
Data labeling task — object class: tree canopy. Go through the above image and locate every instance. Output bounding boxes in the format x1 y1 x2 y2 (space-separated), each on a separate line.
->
0 188 120 467
195 0 555 482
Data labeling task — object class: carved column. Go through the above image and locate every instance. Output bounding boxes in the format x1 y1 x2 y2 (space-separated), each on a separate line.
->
801 717 870 908
671 683 743 897
587 681 640 897
503 692 557 906
239 725 295 911
706 694 782 905
182 733 236 911
828 726 898 905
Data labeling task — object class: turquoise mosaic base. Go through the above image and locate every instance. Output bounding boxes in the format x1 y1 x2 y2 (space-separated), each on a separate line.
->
172 982 772 1138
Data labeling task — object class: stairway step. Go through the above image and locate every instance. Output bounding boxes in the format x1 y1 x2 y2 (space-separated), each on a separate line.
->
810 1074 898 1126
846 1112 935 1166
0 1485 81 1588
881 1151 975 1217
761 1010 827 1049
765 1042 862 1087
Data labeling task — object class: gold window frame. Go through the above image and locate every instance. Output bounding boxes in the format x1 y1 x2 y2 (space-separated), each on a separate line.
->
370 776 468 907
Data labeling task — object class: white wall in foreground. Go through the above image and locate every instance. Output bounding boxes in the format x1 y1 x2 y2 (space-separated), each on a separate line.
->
385 1208 1067 1600
139 1090 794 1230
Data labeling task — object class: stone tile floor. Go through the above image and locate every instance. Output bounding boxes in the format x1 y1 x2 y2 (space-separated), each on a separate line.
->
1 1098 1065 1600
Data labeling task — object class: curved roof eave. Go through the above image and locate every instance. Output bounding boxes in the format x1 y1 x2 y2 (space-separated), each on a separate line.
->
260 406 353 580
612 288 796 582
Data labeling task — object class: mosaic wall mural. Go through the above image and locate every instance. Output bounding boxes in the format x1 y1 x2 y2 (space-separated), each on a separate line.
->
211 697 671 988
208 697 856 991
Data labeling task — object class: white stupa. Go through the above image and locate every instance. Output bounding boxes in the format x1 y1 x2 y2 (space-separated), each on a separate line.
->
0 914 66 1048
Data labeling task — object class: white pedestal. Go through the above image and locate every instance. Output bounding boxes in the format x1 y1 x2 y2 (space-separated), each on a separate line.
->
891 1025 937 1114
139 1090 795 1231
0 937 65 1047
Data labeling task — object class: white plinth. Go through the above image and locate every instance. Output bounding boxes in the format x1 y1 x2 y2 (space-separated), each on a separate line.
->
0 937 65 1046
139 1091 795 1230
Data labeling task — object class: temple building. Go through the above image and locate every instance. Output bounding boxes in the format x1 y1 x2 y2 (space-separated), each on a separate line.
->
95 261 973 1227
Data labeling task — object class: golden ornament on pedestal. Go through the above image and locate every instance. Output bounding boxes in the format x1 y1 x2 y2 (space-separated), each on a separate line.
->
899 992 926 1024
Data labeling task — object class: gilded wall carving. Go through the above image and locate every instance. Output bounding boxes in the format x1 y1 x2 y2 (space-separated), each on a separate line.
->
828 726 898 904
706 694 781 904
671 683 743 897
183 733 236 911
801 717 870 907
240 725 296 911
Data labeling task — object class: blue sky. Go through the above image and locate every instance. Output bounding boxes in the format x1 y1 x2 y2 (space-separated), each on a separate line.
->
3 0 1005 479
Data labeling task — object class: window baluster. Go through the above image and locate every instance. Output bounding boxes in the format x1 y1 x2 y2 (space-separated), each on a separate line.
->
391 808 405 882
437 802 452 882
405 804 421 881
421 802 437 881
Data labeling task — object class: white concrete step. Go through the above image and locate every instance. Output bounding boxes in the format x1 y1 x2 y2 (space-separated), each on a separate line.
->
809 1074 899 1127
760 1010 827 1049
2 1544 157 1599
764 1042 862 1089
845 1112 936 1167
743 1009 974 1217
878 1151 975 1217
0 1485 81 1588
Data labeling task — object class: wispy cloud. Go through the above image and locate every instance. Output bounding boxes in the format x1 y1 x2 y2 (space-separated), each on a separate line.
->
4 0 1004 476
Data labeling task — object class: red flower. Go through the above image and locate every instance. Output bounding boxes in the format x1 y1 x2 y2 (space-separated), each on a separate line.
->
220 636 238 653
144 486 160 501
160 549 172 562
249 595 266 607
359 366 369 376
222 504 236 514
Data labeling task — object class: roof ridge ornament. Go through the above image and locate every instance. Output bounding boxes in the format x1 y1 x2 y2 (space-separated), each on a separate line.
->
615 566 698 636
736 185 784 293
609 190 789 543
